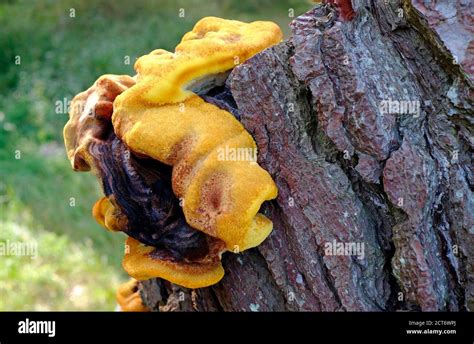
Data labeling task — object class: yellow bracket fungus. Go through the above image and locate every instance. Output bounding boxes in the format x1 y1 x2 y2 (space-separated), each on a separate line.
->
114 17 281 253
64 17 281 289
116 17 282 105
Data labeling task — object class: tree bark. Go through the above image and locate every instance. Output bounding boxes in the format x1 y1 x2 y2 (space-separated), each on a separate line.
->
139 0 473 312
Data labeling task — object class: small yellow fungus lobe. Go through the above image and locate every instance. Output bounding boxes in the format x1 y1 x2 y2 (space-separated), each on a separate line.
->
116 278 150 312
123 237 225 289
92 197 127 232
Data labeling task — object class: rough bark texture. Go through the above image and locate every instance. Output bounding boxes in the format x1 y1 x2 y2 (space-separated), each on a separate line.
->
139 0 473 311
412 0 473 79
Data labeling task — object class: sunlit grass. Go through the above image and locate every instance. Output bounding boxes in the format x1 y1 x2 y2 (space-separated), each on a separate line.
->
0 146 126 264
0 146 128 310
0 215 123 310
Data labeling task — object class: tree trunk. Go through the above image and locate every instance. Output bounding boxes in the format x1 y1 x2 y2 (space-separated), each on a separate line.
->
139 0 473 312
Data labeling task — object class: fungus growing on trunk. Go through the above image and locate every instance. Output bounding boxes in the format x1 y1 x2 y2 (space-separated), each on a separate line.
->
63 18 281 288
113 17 281 252
64 74 227 287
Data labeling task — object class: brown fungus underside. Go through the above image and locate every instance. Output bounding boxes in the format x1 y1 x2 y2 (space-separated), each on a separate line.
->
78 79 241 263
89 132 223 263
109 87 250 266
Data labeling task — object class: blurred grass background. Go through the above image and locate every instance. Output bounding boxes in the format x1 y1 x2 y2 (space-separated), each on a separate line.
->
0 0 311 310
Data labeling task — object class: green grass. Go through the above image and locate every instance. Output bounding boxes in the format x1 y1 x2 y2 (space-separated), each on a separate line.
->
0 147 126 265
0 146 128 310
0 0 312 310
0 216 123 310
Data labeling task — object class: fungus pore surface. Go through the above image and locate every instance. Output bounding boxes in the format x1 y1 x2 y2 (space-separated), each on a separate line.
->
64 17 281 288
